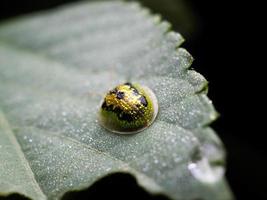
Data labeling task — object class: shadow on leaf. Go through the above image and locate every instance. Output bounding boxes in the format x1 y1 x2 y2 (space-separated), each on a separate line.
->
62 172 170 200
0 193 30 200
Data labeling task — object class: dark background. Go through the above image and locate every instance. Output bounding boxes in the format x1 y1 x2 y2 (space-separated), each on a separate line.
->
0 0 265 199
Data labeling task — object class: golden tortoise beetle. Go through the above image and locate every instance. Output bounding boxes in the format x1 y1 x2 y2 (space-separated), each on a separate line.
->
98 82 158 134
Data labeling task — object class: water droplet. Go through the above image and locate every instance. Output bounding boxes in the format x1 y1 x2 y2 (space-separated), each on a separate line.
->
188 158 224 183
188 146 225 183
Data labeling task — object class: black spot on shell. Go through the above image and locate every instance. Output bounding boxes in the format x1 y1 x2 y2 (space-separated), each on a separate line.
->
124 82 132 86
118 112 135 122
139 96 148 107
101 101 107 109
102 101 114 111
132 88 139 96
116 91 125 99
113 106 123 115
108 88 117 95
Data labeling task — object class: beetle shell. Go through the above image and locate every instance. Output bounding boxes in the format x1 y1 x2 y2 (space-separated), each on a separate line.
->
98 82 158 134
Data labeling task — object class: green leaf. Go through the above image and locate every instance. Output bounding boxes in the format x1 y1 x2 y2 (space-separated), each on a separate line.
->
0 1 233 200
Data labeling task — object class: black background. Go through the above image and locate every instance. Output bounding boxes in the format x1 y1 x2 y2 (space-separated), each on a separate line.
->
0 0 265 200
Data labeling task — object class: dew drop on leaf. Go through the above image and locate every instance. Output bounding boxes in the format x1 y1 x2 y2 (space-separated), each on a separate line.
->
188 145 225 183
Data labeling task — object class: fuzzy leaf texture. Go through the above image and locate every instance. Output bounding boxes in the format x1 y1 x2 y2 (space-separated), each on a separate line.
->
0 1 233 200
